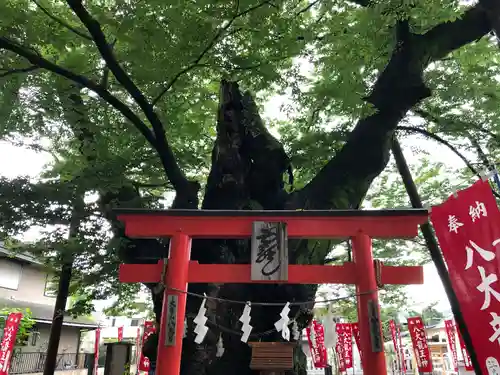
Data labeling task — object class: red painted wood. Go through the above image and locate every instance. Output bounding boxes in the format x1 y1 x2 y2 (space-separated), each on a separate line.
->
115 211 428 375
380 265 423 284
117 214 426 239
119 261 423 285
156 233 191 375
353 233 387 375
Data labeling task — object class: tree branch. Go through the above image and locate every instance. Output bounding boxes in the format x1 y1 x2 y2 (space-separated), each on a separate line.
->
0 37 157 150
66 0 196 202
0 65 38 78
31 0 92 40
295 0 322 16
151 0 273 106
397 125 500 199
397 125 479 176
414 108 500 142
295 4 490 210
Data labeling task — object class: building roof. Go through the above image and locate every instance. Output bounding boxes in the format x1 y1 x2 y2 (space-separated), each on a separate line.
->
0 243 43 266
0 297 98 329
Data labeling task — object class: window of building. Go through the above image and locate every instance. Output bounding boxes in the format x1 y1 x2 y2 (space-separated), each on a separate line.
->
112 318 116 327
0 259 22 290
44 275 58 297
130 319 140 327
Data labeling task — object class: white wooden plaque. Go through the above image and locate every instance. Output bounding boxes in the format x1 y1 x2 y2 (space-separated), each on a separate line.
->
251 221 288 281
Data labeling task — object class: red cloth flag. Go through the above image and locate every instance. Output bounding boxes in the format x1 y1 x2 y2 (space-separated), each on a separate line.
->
0 312 22 375
335 323 353 372
407 317 433 373
94 326 100 375
342 324 353 369
396 324 406 374
444 320 459 372
389 320 400 370
306 320 328 368
430 179 500 374
138 321 156 372
457 328 473 371
335 324 346 373
351 322 362 364
117 326 124 342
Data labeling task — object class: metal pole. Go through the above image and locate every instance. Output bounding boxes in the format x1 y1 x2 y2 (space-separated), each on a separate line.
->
390 136 481 375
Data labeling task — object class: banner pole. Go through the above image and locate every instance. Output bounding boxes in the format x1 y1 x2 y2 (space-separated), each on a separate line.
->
391 136 481 375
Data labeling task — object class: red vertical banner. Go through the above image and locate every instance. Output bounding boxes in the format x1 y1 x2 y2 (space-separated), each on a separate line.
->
138 321 156 372
444 320 458 372
430 179 500 373
389 320 400 370
351 322 362 364
457 329 473 371
94 326 100 375
0 312 22 375
306 320 328 368
396 324 406 374
335 324 346 373
407 317 433 373
117 326 124 342
342 323 353 369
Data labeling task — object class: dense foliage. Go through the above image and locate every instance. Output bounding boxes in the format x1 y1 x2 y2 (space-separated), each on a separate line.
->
0 0 499 374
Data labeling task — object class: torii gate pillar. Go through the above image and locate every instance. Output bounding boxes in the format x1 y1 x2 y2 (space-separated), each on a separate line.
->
116 209 428 375
353 233 386 375
157 233 191 375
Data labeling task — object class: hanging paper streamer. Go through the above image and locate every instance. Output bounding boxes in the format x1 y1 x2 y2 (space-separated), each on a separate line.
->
351 322 362 364
239 302 253 343
216 334 225 357
306 320 328 368
194 295 209 344
274 302 291 341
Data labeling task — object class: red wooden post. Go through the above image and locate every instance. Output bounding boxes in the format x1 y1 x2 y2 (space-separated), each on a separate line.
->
353 232 386 375
157 233 191 375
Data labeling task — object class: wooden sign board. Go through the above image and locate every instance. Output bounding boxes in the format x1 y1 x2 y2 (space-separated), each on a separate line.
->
251 221 288 281
368 299 383 352
164 295 178 346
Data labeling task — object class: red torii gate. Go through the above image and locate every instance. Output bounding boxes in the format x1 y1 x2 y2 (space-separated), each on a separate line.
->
116 209 428 375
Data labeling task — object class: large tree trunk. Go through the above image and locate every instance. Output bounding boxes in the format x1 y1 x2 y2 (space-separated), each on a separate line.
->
177 81 315 375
